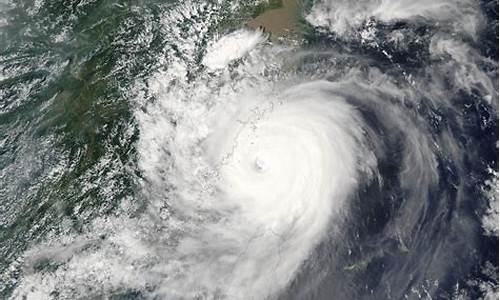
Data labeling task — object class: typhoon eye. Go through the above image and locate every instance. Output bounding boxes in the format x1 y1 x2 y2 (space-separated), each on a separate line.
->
5 1 497 299
254 157 268 172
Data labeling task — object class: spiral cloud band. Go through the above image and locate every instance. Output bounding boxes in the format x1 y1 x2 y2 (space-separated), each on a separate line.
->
7 0 497 298
197 82 376 297
132 79 379 299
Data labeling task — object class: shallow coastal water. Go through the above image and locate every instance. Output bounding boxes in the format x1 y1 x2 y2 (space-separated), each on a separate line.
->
0 0 498 299
247 0 302 37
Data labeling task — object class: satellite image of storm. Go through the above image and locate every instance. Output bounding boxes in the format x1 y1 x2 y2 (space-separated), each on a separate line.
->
0 0 498 299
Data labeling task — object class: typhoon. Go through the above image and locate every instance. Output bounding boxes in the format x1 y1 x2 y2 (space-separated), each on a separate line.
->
0 0 498 299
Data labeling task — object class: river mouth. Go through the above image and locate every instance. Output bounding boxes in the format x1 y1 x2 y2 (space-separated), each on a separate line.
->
0 0 497 299
247 0 302 38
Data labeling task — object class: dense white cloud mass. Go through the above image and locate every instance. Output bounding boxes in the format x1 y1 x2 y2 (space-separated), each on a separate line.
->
203 29 267 70
6 0 498 299
306 0 483 37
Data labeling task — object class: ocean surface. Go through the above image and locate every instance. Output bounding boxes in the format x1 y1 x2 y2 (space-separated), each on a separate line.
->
0 0 498 299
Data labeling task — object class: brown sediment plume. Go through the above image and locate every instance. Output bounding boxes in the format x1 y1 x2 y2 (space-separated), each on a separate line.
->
247 0 302 37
